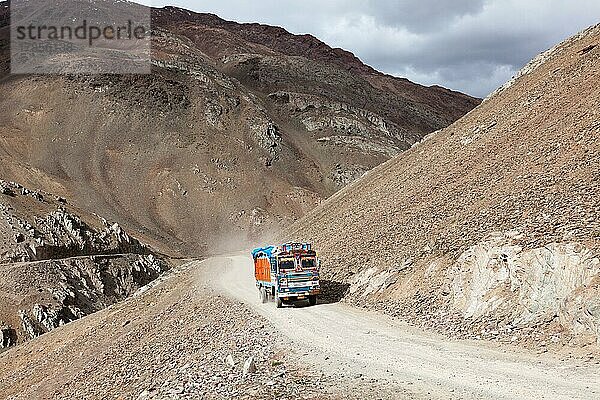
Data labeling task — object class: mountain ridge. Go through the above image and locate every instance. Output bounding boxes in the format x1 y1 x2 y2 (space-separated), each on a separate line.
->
0 0 479 257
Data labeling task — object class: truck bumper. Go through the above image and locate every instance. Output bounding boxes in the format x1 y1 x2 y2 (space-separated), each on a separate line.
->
277 289 320 300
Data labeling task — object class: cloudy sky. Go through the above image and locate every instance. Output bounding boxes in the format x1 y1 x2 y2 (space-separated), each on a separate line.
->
143 1 600 97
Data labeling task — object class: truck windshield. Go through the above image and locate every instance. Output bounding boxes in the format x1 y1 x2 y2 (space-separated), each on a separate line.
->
301 257 316 269
278 258 295 271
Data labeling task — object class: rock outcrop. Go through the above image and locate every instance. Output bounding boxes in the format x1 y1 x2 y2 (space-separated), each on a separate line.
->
0 325 16 348
9 254 169 342
1 180 149 264
0 180 170 346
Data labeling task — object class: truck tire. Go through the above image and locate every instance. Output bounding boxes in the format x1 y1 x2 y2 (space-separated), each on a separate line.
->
260 287 268 304
276 297 283 308
308 295 317 306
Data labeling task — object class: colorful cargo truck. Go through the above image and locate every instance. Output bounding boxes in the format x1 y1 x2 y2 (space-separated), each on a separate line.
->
251 243 321 308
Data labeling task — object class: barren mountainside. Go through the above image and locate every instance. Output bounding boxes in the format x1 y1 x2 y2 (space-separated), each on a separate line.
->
0 0 478 257
285 24 600 350
1 3 600 398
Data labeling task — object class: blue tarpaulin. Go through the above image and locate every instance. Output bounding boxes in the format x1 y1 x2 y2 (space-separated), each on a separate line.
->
251 246 276 259
252 243 313 260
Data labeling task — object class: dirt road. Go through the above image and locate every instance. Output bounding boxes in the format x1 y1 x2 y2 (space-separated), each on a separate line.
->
208 255 600 400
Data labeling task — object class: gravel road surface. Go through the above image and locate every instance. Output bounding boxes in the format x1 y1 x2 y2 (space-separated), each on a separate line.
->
209 254 600 400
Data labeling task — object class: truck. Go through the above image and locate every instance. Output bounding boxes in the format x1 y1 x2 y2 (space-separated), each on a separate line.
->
251 242 321 308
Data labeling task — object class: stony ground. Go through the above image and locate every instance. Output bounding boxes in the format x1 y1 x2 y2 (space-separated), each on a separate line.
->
0 260 407 400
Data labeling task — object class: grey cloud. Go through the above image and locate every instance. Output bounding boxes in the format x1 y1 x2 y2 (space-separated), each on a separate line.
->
364 0 486 33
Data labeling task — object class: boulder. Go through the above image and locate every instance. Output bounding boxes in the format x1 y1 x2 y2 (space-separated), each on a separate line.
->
225 354 235 368
243 356 257 375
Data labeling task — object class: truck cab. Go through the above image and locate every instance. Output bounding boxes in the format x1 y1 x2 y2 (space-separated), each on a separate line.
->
252 243 321 308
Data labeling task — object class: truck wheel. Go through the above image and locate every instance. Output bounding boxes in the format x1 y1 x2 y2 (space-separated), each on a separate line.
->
260 288 268 304
276 297 283 308
308 295 317 306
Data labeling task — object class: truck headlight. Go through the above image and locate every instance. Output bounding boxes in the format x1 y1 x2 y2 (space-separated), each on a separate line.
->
280 279 288 287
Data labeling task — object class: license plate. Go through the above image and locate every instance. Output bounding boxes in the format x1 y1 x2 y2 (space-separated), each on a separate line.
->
289 281 311 288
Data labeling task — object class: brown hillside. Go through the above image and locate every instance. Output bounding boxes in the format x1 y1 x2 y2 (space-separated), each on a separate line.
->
285 24 600 350
0 1 478 257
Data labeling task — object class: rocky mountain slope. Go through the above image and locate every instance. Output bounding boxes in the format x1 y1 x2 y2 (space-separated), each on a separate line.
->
0 0 478 257
285 24 600 351
0 180 169 348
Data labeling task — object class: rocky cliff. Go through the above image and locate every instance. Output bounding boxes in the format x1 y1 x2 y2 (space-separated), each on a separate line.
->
0 180 169 348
